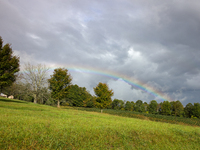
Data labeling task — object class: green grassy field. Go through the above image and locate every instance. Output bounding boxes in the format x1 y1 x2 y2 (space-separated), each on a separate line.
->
71 107 200 127
0 98 200 149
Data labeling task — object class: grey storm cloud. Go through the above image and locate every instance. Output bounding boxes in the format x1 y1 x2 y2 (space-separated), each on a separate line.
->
1 0 200 105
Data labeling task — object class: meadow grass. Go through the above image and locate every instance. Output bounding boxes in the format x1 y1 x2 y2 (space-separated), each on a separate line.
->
0 98 200 149
70 107 200 127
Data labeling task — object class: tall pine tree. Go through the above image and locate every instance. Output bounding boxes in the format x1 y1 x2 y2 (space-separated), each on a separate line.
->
0 36 20 93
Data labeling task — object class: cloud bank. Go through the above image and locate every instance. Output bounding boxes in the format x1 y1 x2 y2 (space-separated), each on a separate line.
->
1 0 200 105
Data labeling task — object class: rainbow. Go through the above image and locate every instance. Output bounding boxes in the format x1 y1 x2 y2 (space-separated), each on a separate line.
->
48 64 173 102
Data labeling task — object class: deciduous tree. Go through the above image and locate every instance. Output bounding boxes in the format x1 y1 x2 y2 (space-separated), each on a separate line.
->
192 103 200 118
143 102 148 112
0 36 20 92
94 82 114 112
125 101 134 111
111 99 124 110
170 100 184 117
184 103 193 118
66 84 92 107
134 100 145 112
161 101 171 115
23 63 49 103
2 73 24 98
48 68 72 108
148 100 158 114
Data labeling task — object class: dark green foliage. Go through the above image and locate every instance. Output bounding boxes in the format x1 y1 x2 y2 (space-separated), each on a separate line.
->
3 82 34 102
131 101 135 111
125 101 134 111
160 101 171 115
134 100 145 112
2 81 25 98
67 84 84 107
148 100 158 114
48 68 72 107
192 103 200 118
170 100 184 117
111 99 119 109
10 82 34 102
66 84 93 107
45 97 56 106
157 103 162 114
0 36 20 92
184 103 193 118
0 37 2 48
111 99 124 110
143 102 148 112
85 97 95 108
93 82 114 109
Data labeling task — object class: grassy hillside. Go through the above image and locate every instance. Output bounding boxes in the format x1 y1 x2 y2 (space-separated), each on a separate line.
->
0 98 200 149
71 107 200 127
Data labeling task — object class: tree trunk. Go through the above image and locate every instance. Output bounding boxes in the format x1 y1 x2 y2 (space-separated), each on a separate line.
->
41 94 43 104
101 109 103 113
0 86 2 94
33 94 37 104
57 99 60 108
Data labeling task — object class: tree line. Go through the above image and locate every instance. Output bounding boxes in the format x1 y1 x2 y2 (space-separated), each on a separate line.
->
1 36 200 119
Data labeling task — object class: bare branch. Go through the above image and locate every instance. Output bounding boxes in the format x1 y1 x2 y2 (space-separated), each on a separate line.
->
22 63 49 103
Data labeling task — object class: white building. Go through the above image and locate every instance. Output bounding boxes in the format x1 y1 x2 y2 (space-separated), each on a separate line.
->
0 93 7 98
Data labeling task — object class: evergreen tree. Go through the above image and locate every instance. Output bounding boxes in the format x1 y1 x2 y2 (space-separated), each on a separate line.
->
0 36 20 92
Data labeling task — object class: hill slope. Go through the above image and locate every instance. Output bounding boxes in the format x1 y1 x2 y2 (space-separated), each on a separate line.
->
0 98 200 149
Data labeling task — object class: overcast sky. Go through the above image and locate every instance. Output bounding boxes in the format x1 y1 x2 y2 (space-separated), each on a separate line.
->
1 0 200 105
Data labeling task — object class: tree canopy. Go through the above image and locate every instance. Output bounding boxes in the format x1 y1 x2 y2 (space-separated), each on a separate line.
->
148 100 158 114
66 84 93 107
134 100 145 112
161 101 171 115
0 36 20 92
112 99 125 110
94 82 114 111
184 103 193 118
22 63 49 103
170 100 184 117
125 101 134 111
48 68 72 107
192 103 200 118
